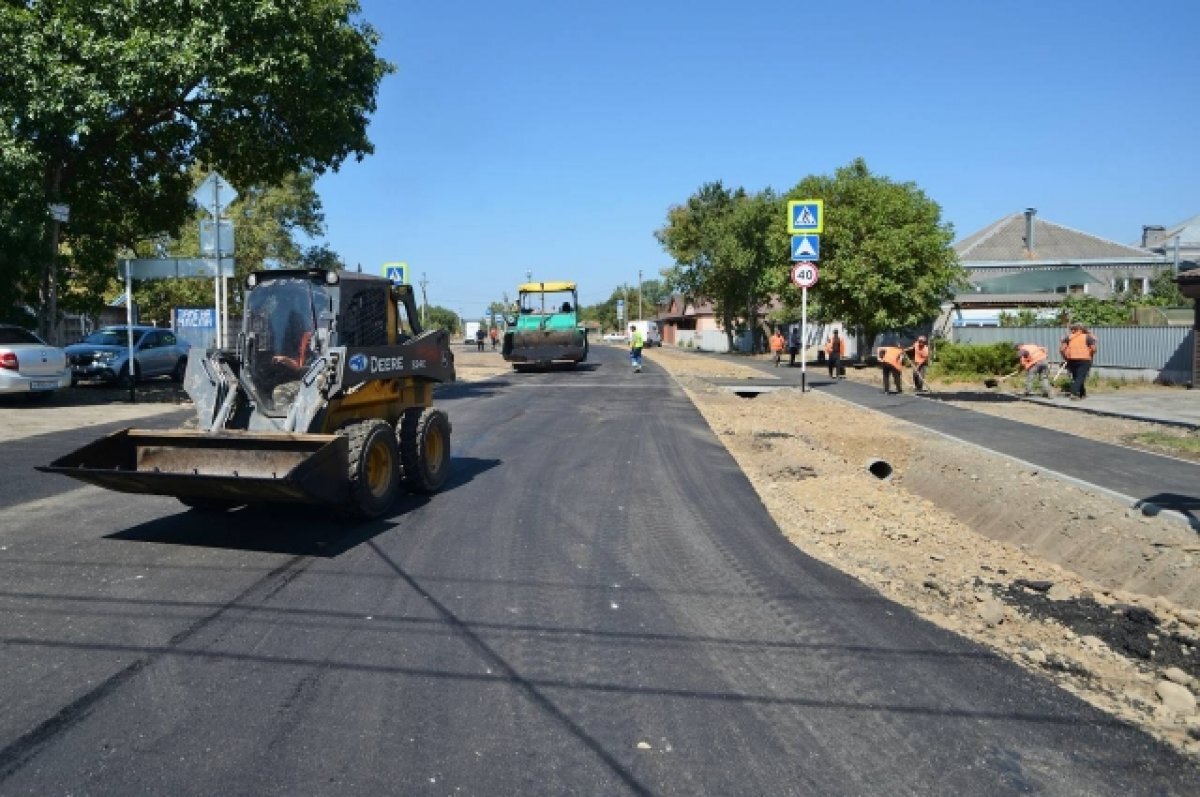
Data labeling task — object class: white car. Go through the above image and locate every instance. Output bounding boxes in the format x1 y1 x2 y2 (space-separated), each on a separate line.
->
0 324 72 401
602 332 629 342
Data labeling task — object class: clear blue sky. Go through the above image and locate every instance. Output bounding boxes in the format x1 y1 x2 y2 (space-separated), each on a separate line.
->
312 0 1199 321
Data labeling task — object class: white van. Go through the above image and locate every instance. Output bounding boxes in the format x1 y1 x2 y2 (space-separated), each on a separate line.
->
628 320 661 347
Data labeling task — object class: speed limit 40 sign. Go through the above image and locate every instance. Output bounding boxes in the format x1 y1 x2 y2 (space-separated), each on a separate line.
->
791 263 819 288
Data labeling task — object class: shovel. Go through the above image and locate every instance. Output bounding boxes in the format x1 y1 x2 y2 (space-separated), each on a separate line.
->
983 369 1020 389
902 352 934 393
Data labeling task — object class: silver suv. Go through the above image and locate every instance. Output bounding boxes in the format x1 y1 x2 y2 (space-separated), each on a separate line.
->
66 326 191 386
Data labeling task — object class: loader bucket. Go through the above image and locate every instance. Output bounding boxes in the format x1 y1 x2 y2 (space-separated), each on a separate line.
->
38 430 350 506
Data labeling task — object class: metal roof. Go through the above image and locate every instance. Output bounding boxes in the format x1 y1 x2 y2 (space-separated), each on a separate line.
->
956 213 1151 262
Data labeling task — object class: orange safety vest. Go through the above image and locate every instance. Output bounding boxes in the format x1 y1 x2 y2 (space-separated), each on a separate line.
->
1018 344 1047 369
879 347 904 369
769 334 785 353
1061 331 1095 361
824 337 845 356
911 341 929 365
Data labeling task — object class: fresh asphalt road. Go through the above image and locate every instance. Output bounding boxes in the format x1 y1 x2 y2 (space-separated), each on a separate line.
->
1 347 1198 795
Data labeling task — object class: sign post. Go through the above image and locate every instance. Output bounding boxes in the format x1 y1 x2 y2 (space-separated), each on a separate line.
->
193 173 237 348
788 198 822 392
791 262 819 392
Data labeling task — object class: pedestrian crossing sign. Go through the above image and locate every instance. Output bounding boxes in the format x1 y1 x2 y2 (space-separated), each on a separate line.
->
787 200 824 234
382 261 409 285
791 235 820 261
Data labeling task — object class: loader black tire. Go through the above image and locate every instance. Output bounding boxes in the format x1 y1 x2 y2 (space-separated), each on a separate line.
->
398 408 451 494
341 419 401 519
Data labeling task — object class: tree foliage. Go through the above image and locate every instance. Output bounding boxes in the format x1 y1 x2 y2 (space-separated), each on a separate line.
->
121 170 333 323
424 305 460 334
1055 295 1134 327
656 183 785 350
0 0 393 339
783 159 965 344
579 279 670 334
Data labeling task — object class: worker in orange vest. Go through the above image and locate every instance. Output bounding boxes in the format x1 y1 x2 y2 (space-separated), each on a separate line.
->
489 326 499 350
904 335 930 392
824 331 846 379
769 328 786 367
877 345 905 394
1058 322 1097 399
1015 343 1051 397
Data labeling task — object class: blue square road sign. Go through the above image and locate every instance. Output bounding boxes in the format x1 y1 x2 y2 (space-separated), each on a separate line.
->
790 235 820 261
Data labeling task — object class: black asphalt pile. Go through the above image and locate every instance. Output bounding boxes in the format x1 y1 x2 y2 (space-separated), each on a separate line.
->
922 391 1024 404
998 581 1199 679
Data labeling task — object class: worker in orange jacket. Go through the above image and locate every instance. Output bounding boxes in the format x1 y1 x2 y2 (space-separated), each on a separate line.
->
769 329 786 367
904 335 930 392
824 331 846 379
877 345 905 394
1015 343 1051 397
1059 322 1097 399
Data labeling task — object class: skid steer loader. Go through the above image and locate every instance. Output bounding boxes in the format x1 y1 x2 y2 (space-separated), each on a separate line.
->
39 269 455 520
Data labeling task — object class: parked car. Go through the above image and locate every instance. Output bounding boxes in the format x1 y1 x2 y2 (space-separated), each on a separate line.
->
602 331 629 342
0 324 71 401
65 326 190 386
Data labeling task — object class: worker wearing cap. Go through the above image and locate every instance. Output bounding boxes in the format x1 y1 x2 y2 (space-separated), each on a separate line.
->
877 345 905 395
904 335 930 392
1059 322 1097 399
1015 343 1051 397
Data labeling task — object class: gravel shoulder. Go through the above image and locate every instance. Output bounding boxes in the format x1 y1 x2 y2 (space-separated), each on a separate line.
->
647 345 1200 759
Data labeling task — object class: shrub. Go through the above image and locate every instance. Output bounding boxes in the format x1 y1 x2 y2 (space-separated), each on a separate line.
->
931 342 1018 377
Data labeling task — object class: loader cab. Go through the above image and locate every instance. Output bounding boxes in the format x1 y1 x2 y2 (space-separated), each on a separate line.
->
242 270 425 417
244 273 329 415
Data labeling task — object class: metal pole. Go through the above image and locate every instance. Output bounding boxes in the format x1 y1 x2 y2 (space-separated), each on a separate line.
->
125 264 135 403
212 179 223 349
801 286 808 393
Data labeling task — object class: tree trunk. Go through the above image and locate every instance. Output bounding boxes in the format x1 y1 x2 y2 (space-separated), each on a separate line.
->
40 161 64 345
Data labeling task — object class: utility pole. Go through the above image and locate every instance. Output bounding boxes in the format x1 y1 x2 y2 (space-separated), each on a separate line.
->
638 269 643 321
419 272 429 327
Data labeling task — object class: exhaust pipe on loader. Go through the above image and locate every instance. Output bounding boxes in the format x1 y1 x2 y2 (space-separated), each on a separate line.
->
39 269 456 520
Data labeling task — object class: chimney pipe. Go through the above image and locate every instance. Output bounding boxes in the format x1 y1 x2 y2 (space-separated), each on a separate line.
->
1023 208 1037 258
1142 225 1167 249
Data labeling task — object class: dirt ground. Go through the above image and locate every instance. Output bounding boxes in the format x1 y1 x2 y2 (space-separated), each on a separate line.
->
637 345 1200 759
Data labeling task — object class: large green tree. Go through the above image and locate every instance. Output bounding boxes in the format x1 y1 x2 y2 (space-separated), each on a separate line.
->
657 183 784 350
784 159 964 346
0 0 392 341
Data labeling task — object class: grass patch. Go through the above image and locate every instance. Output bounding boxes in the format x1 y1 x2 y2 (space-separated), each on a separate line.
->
1129 431 1200 457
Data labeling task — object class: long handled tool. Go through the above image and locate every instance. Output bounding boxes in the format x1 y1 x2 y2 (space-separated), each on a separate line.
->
901 351 934 393
983 369 1020 389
